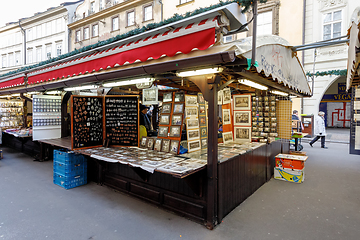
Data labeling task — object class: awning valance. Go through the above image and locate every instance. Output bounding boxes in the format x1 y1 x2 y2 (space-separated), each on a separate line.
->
0 76 25 89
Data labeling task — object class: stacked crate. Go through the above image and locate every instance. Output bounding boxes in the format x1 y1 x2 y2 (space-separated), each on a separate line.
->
53 149 87 189
274 153 308 183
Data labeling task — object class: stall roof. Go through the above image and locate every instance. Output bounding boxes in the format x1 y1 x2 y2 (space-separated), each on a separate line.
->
346 7 360 90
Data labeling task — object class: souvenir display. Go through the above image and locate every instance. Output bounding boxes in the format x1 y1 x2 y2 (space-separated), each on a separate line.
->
162 103 172 114
173 103 184 114
233 94 251 110
222 88 231 105
222 131 234 144
154 139 162 151
174 92 184 102
142 87 158 105
169 126 181 137
233 111 251 126
222 109 231 125
163 92 173 102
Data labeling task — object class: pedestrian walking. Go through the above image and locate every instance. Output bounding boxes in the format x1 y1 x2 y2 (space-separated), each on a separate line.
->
309 111 328 149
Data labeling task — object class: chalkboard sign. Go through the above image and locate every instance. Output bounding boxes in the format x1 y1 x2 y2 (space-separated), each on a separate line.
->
72 96 103 149
105 96 139 147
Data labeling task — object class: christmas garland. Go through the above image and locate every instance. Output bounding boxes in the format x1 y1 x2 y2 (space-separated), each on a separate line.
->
0 0 267 79
306 69 347 77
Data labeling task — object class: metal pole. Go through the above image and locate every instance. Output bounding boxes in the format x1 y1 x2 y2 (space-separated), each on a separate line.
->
311 49 317 96
251 1 258 66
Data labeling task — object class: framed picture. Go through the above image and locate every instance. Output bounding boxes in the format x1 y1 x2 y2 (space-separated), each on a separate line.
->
163 92 173 102
158 126 169 137
270 95 276 101
171 114 183 126
147 138 155 150
173 103 184 114
185 95 198 106
270 106 276 112
218 90 223 105
188 140 201 152
234 127 251 142
187 129 200 141
264 96 269 101
200 127 207 138
174 92 184 102
185 107 198 118
198 93 205 104
169 126 181 137
233 111 251 126
154 139 162 151
142 87 158 105
234 95 251 110
161 139 171 152
201 138 207 148
140 137 147 148
170 140 179 154
222 109 231 125
222 131 233 144
222 88 231 105
187 118 199 129
199 116 206 127
162 103 172 114
160 114 170 125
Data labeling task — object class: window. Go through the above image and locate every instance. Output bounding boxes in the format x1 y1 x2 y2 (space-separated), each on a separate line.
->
27 49 33 64
84 27 90 40
27 28 33 41
36 47 42 62
323 10 342 40
2 55 7 68
8 53 14 67
180 0 192 4
37 25 42 38
91 2 95 13
144 4 153 22
46 22 51 36
46 44 52 60
92 24 99 37
257 11 273 36
127 11 135 27
100 0 105 10
76 30 81 42
15 51 21 65
56 43 62 57
112 16 119 31
56 18 62 33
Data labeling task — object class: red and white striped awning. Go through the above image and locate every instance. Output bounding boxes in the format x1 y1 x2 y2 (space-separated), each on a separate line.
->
0 76 25 89
27 17 219 85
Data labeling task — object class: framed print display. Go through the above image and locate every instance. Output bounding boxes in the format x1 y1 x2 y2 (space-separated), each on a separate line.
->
222 109 231 125
198 93 205 104
188 140 201 152
160 114 170 125
218 90 223 105
171 114 183 125
170 140 180 154
222 88 231 105
158 126 169 137
140 137 147 148
185 95 198 106
185 107 198 118
234 127 251 142
233 111 251 126
201 138 207 148
174 92 184 102
147 138 155 150
163 92 173 102
199 105 206 114
173 103 184 114
199 116 206 126
187 118 199 129
142 87 158 105
222 131 233 144
200 127 207 138
162 103 172 114
161 139 171 152
234 94 251 110
154 139 162 151
187 129 200 141
169 126 181 137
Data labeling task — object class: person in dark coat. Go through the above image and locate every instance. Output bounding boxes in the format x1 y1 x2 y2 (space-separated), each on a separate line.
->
140 104 151 134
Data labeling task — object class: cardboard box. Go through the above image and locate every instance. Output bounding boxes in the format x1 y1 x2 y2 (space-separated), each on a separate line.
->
274 167 304 183
275 154 307 170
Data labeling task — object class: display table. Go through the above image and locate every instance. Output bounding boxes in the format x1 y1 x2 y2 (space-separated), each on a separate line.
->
2 131 39 158
292 132 308 151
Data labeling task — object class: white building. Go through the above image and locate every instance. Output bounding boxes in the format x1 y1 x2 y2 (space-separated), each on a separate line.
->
0 1 83 76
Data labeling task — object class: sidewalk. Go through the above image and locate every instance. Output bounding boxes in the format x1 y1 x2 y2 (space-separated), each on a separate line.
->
0 141 359 240
302 127 350 144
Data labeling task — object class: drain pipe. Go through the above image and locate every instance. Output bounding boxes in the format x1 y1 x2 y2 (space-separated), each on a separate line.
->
19 20 26 65
301 0 306 114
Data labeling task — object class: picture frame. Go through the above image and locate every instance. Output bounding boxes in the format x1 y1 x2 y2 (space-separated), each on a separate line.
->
185 107 198 118
222 109 231 125
187 129 200 141
142 87 159 105
187 118 199 129
159 114 170 125
147 138 155 150
199 105 206 115
162 103 172 114
169 126 181 137
218 90 223 105
158 126 169 137
163 92 173 102
185 95 198 107
199 116 206 127
233 111 251 126
174 92 184 102
198 93 205 104
173 103 184 114
171 114 183 126
140 137 147 148
222 88 231 105
222 131 234 144
188 140 201 152
170 140 180 154
270 95 276 101
201 138 207 148
200 127 207 138
161 139 171 153
234 127 251 142
154 139 162 151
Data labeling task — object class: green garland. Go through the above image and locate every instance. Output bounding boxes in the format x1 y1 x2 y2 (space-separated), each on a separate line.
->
306 69 347 77
0 0 267 79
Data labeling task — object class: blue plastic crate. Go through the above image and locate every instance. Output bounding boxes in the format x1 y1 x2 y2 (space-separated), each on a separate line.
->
53 160 87 176
53 172 87 190
53 149 84 164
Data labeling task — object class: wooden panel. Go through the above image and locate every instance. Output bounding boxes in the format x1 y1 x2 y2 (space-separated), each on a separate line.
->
163 194 205 219
103 175 128 191
130 183 160 203
276 100 292 139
